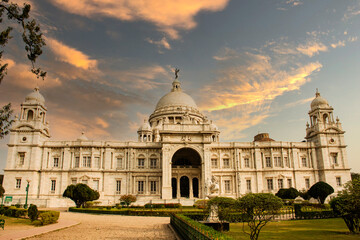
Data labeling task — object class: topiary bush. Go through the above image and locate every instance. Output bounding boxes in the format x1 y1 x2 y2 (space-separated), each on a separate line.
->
28 204 38 221
38 211 60 225
276 188 299 200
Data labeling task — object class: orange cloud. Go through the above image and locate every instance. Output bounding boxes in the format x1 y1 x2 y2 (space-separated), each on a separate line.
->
146 37 171 50
46 37 98 70
296 41 328 57
50 0 229 39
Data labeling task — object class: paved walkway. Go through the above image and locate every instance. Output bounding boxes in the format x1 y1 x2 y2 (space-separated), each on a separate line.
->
3 212 177 240
1 217 79 240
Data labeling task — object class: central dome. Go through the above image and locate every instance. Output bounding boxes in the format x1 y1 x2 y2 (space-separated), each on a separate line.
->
154 78 198 111
155 91 198 110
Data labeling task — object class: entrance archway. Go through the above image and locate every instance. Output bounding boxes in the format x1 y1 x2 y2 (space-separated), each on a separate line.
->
180 176 189 198
171 148 201 199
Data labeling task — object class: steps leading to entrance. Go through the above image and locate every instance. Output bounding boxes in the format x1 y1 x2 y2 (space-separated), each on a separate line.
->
135 198 198 206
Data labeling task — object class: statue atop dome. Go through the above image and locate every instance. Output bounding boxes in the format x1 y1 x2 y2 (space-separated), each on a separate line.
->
175 68 179 79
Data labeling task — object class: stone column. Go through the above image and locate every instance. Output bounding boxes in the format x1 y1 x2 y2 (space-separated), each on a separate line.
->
161 146 172 199
189 176 193 199
177 176 180 199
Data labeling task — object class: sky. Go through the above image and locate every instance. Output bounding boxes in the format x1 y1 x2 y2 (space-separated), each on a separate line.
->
0 0 360 173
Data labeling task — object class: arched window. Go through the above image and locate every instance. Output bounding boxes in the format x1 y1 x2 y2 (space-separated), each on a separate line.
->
27 110 34 121
323 114 328 124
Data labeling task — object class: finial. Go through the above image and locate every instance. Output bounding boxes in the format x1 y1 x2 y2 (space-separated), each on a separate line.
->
175 68 180 79
315 88 320 97
306 122 309 128
336 116 339 122
34 86 39 92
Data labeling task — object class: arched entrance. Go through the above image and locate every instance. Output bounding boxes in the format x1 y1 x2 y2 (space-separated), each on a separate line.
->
180 176 189 198
171 148 201 199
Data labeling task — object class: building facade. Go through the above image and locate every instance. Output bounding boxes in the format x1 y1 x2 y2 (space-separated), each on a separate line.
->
3 79 351 207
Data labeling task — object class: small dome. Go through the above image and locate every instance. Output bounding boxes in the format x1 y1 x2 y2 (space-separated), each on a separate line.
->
77 132 88 141
25 87 45 105
311 90 329 110
138 119 151 132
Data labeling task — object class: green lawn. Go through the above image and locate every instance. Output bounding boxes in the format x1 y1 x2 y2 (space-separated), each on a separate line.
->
1 216 33 226
225 218 359 240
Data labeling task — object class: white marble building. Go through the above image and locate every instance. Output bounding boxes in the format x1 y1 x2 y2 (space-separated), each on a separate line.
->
3 78 351 207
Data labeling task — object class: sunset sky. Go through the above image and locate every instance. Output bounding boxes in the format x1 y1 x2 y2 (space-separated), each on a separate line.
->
1 0 360 173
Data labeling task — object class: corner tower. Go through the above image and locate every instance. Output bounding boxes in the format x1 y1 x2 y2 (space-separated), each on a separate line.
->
305 90 350 184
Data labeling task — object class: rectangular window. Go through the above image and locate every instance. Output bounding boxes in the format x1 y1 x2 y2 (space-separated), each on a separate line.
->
266 157 272 168
224 180 231 193
246 179 251 192
51 180 56 192
86 156 91 167
117 157 122 169
75 157 80 168
336 177 342 186
116 180 121 194
267 179 274 190
94 157 100 168
150 181 157 193
138 159 145 169
138 181 144 194
211 158 218 168
53 157 59 167
244 158 250 168
18 152 25 165
71 179 77 185
150 158 157 169
15 178 21 189
332 153 338 165
274 157 281 167
305 178 310 189
278 179 284 189
223 158 230 168
302 157 307 167
93 180 99 191
82 156 87 167
82 179 88 185
284 157 289 167
287 179 292 188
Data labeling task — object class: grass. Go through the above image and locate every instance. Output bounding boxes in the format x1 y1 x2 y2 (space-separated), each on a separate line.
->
225 218 359 240
0 216 33 226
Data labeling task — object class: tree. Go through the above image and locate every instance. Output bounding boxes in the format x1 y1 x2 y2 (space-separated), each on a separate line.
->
236 193 283 240
0 184 4 198
0 0 46 82
351 172 360 181
308 181 334 204
0 0 46 138
119 194 136 208
0 103 13 139
275 187 299 200
330 179 360 234
207 197 236 230
63 184 100 208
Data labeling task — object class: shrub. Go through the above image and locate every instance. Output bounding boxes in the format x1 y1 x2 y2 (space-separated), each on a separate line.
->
5 206 16 217
28 204 38 221
38 211 60 225
115 204 121 209
0 207 5 215
15 203 21 208
308 181 334 204
120 195 136 208
194 199 208 209
63 184 100 208
276 188 299 199
106 206 111 210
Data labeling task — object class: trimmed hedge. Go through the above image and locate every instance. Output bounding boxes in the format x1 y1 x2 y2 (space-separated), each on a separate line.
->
144 203 182 208
69 207 202 216
4 206 27 218
294 204 335 219
38 211 60 225
171 214 232 240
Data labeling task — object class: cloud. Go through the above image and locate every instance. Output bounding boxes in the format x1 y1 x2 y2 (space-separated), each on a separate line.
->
296 41 328 57
331 40 346 49
284 97 313 108
277 0 303 11
46 37 98 70
95 117 109 128
50 0 230 39
213 47 240 61
343 3 360 20
146 37 171 51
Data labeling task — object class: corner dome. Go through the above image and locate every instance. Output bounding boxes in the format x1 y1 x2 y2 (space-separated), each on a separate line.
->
138 119 151 132
77 132 88 141
311 90 329 110
25 87 45 105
